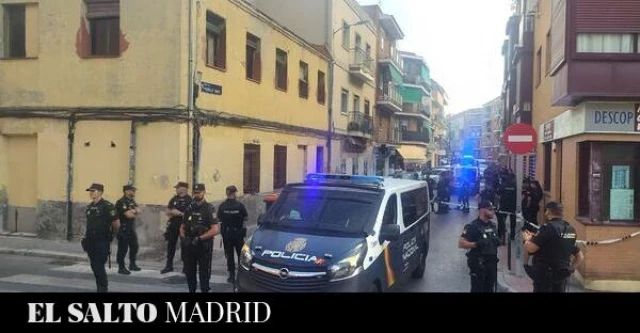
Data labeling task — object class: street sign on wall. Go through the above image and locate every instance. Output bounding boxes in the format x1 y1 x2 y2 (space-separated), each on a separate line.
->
504 123 537 155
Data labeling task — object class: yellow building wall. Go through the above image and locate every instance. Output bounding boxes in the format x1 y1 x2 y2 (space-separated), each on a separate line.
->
0 118 68 203
72 121 130 204
195 0 329 132
134 122 188 206
0 0 184 108
200 126 325 202
532 0 567 200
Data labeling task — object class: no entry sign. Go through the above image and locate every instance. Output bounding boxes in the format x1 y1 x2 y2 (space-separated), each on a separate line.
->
504 123 537 155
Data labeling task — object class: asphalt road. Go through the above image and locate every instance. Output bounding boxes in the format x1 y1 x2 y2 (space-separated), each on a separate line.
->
0 204 475 293
396 205 473 293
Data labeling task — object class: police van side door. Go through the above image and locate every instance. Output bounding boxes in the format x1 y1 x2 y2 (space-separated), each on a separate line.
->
398 188 425 278
378 193 404 289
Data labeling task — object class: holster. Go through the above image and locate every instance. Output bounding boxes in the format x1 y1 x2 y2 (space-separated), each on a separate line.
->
81 238 89 252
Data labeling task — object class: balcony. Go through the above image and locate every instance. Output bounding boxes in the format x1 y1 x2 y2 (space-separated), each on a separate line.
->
377 82 403 112
349 48 375 82
347 112 374 137
403 74 431 95
379 48 403 73
400 129 430 144
399 102 431 121
377 127 400 144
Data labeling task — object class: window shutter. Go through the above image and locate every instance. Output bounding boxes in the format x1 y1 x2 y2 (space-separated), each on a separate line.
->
254 50 261 81
85 0 120 19
218 30 226 68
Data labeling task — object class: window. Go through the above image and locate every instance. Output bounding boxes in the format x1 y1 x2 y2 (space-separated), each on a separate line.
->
275 48 288 91
600 143 640 222
364 100 370 115
355 34 362 50
400 188 429 228
273 145 287 190
577 33 635 53
85 0 120 56
3 4 25 58
243 144 260 194
206 11 226 69
365 43 371 59
298 61 309 98
317 71 326 104
341 89 349 114
543 143 552 191
382 194 397 225
246 33 261 81
341 21 350 49
577 142 592 217
535 47 542 87
353 95 360 112
545 30 552 74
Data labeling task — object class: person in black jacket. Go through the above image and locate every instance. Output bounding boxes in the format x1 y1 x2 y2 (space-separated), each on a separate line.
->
217 185 249 284
115 185 141 274
523 202 584 292
82 183 120 293
497 173 517 242
161 182 192 274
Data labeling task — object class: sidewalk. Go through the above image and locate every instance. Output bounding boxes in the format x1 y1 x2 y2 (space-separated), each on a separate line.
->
0 232 232 274
496 241 588 293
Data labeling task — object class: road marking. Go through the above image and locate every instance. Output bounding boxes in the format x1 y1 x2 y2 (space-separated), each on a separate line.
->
507 135 533 143
53 264 183 279
0 274 185 292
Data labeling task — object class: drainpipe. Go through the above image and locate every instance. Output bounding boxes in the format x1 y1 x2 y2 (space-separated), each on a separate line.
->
128 121 136 184
325 0 333 173
66 117 76 241
187 0 195 185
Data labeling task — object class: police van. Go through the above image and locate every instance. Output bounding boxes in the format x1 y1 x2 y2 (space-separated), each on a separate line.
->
236 174 431 292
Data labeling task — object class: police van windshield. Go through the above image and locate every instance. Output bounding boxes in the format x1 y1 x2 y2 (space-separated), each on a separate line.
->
263 187 378 234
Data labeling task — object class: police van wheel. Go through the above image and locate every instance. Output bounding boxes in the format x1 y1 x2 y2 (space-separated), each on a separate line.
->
411 248 427 279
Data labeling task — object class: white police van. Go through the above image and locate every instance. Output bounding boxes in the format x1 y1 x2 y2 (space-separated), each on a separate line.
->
236 174 431 292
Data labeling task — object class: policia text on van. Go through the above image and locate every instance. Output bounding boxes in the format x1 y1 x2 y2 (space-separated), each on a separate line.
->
236 174 431 292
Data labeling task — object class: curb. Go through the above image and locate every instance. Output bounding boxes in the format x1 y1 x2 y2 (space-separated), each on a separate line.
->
0 247 87 262
496 269 518 293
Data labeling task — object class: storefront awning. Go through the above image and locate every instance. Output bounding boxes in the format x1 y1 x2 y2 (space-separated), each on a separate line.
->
397 145 428 162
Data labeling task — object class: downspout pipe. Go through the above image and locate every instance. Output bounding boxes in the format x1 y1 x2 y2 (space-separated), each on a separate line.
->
325 0 333 173
128 121 136 184
188 0 195 185
66 117 76 241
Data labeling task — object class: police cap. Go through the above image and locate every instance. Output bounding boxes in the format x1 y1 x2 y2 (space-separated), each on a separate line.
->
226 185 238 194
123 184 136 192
174 182 189 189
478 201 496 211
86 183 104 192
193 183 206 192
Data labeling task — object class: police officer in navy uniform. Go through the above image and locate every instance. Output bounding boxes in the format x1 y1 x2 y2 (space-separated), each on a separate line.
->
180 183 220 293
115 184 141 274
161 182 192 274
458 201 501 293
217 185 249 283
523 202 584 293
82 183 120 293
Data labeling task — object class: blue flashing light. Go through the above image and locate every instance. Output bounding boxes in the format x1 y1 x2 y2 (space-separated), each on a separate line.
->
305 173 384 186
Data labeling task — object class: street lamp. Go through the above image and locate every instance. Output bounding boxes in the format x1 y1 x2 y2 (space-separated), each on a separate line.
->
326 19 370 173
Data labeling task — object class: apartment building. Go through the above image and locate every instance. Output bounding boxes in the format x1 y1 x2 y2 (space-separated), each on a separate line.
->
431 79 449 167
0 0 330 246
529 0 640 289
250 0 377 175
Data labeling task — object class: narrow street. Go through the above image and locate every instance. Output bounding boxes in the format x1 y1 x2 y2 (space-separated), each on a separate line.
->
0 203 479 293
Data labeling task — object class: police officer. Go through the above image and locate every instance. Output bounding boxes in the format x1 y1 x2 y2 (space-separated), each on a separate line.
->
81 183 119 293
497 173 517 242
217 185 249 283
161 182 192 274
523 202 584 293
115 184 141 274
459 180 470 213
180 183 220 293
458 201 501 293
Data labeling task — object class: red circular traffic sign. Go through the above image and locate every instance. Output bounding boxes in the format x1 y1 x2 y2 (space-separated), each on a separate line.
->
503 123 538 155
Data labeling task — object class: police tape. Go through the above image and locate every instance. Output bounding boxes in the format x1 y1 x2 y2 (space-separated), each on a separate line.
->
432 200 640 246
